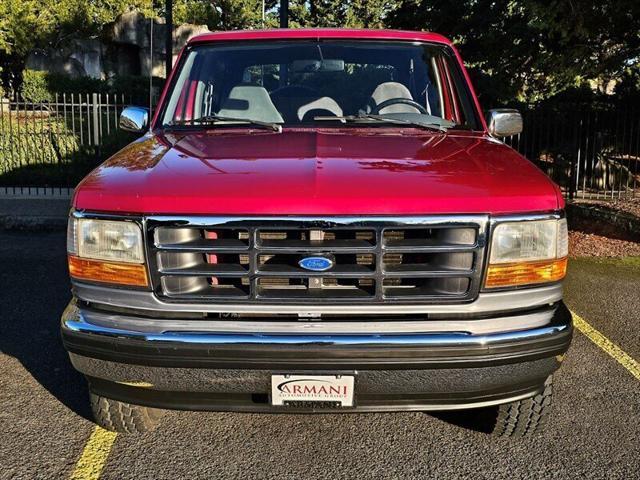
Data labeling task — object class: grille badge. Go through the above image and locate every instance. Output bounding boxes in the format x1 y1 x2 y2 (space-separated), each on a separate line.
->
298 255 334 272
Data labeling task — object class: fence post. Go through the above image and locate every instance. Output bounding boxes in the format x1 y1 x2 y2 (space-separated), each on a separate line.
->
571 117 583 200
0 97 5 174
92 93 100 148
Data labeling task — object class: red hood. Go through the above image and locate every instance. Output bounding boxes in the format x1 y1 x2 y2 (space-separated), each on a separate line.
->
73 128 561 215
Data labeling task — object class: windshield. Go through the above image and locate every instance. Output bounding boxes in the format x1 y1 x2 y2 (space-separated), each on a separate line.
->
160 40 480 130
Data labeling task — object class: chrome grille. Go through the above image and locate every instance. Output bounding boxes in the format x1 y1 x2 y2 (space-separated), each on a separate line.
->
147 216 488 304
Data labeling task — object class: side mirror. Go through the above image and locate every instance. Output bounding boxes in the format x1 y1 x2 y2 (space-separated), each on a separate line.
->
487 109 523 137
119 106 149 133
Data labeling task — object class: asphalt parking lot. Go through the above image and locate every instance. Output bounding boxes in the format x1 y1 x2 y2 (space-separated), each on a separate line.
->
1 231 639 479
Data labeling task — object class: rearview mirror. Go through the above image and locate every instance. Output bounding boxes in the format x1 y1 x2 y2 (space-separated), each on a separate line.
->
290 59 345 73
487 109 523 137
119 106 149 133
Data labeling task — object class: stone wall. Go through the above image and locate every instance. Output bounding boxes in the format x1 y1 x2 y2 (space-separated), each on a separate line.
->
25 12 209 80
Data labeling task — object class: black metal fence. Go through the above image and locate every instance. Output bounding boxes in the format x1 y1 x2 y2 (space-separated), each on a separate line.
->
0 94 639 199
504 103 640 200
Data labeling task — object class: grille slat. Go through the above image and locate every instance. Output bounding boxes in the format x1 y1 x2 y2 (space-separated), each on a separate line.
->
382 267 474 277
159 264 248 276
156 239 250 252
147 217 486 305
383 244 480 253
257 239 375 252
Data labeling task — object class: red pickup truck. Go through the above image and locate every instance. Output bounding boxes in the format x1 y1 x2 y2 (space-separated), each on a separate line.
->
61 29 572 436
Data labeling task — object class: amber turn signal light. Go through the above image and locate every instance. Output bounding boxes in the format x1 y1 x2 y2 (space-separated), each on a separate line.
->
485 257 567 289
68 255 149 287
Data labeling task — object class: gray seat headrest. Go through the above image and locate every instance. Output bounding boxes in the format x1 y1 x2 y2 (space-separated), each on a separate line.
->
218 86 284 123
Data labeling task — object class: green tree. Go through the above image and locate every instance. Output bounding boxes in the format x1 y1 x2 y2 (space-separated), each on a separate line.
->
285 0 396 28
387 0 640 104
0 0 153 92
171 0 280 30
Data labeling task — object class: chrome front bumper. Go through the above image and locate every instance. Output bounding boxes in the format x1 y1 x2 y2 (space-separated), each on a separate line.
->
61 299 572 412
61 299 571 368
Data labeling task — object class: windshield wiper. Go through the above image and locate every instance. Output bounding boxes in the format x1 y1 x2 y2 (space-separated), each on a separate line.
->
168 115 282 132
314 113 448 132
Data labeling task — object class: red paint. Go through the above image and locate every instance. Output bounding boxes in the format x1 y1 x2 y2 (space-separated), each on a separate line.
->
73 128 561 215
74 29 562 216
188 28 453 46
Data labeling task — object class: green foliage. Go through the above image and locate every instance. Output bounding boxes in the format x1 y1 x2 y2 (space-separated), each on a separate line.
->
0 0 153 96
19 69 162 103
3 0 640 108
170 0 280 30
108 75 163 103
613 67 640 102
288 0 395 28
20 70 52 103
387 0 640 105
214 0 279 29
0 0 152 58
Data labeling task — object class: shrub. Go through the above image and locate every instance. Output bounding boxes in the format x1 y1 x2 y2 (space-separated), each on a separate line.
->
19 70 163 104
20 70 52 103
45 74 106 97
109 75 164 104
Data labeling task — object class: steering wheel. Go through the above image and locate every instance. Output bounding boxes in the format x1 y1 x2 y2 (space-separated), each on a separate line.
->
371 98 428 114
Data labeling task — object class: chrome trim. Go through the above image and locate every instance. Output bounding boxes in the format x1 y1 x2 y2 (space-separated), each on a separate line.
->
119 106 150 133
490 211 564 223
62 303 569 347
145 214 489 304
71 210 144 222
68 300 556 335
72 281 562 314
145 215 488 227
487 109 523 138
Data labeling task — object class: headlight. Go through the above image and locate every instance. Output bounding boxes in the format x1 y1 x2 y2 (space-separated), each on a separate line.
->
67 217 148 287
485 218 568 288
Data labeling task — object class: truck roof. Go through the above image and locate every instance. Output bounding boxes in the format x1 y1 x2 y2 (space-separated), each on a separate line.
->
188 28 452 46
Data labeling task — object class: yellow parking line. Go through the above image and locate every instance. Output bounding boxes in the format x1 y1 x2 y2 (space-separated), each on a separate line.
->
70 426 117 480
572 312 640 381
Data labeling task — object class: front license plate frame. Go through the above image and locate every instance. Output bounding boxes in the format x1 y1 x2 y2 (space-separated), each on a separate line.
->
271 374 355 407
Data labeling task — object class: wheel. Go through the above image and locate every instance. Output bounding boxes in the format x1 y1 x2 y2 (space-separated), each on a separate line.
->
90 392 164 434
491 376 553 437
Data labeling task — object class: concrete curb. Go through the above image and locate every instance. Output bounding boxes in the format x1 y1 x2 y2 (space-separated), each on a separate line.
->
567 202 640 239
0 186 74 198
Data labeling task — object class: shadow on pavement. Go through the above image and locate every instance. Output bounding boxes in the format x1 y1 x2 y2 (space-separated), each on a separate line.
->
0 231 92 421
430 408 498 434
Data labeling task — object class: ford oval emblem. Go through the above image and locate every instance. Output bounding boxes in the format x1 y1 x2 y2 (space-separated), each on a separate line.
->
298 255 334 272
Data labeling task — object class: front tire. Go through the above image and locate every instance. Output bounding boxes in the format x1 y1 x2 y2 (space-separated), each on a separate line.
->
491 376 553 437
90 392 164 434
